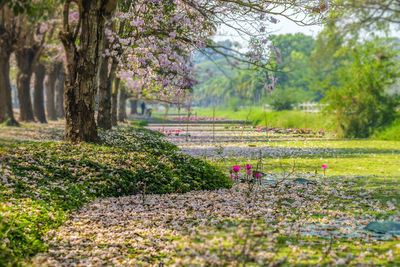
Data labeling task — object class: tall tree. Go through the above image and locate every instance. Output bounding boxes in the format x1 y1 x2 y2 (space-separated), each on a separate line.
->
118 83 127 122
33 62 47 123
45 61 62 120
55 67 65 118
59 0 118 142
111 77 120 126
60 0 330 142
0 7 19 125
15 18 49 122
332 0 400 33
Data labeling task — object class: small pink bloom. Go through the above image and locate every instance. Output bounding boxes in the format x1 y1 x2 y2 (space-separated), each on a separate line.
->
255 173 262 178
245 164 252 170
247 169 253 175
232 165 241 173
321 164 328 170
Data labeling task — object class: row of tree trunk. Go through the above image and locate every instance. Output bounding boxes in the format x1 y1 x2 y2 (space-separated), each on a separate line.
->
1 2 135 142
1 51 132 128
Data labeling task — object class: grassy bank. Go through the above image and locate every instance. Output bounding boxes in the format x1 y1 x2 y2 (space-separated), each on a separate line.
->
0 126 231 265
193 107 400 140
193 107 337 131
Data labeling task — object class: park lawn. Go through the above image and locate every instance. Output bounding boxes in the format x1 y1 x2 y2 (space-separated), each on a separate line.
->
202 139 400 177
192 107 338 131
1 122 399 266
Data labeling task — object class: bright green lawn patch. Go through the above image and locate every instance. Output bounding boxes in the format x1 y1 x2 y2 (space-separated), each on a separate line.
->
213 139 400 177
192 107 337 131
0 126 231 265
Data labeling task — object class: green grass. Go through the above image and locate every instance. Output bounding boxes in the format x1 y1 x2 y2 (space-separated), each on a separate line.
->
211 139 400 177
192 107 337 131
0 126 231 265
373 117 400 141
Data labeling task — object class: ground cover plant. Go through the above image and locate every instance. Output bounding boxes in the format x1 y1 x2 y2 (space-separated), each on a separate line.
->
0 125 230 265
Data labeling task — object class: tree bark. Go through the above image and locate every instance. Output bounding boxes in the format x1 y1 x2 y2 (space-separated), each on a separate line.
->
0 7 19 126
55 68 65 118
15 47 35 122
111 77 120 126
118 84 127 122
45 63 59 121
0 51 19 126
97 37 119 130
33 62 47 123
130 99 138 115
97 48 110 129
59 0 118 142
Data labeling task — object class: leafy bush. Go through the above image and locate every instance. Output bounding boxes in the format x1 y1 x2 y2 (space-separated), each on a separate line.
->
324 38 400 138
269 89 295 111
372 116 400 140
0 126 231 265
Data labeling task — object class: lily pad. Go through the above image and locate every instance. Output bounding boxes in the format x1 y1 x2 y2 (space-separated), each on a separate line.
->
294 178 311 184
365 221 400 234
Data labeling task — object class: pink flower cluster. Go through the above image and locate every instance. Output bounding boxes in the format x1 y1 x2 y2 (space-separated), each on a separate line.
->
172 116 227 122
158 129 181 136
232 125 326 136
229 163 263 181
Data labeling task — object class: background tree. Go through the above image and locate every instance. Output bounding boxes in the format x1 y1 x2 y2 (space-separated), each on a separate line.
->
0 7 20 125
45 61 62 120
324 38 400 137
33 61 47 123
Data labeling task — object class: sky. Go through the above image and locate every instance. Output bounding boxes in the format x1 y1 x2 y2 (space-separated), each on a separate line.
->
215 16 323 45
268 18 323 37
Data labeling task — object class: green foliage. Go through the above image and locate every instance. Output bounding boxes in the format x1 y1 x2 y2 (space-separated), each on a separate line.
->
0 127 231 265
324 38 400 138
269 89 295 111
193 33 319 107
372 116 400 140
130 119 149 127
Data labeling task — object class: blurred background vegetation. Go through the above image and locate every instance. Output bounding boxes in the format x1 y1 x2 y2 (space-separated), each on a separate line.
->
190 26 400 139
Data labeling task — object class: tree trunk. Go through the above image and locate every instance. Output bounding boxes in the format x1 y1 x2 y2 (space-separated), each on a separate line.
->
59 0 118 142
55 69 65 118
111 77 120 126
97 38 119 130
33 63 47 123
118 84 127 122
45 64 59 121
0 51 19 126
130 99 138 115
15 47 35 122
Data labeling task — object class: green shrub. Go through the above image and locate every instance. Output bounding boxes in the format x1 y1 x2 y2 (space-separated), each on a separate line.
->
130 120 149 127
324 38 400 138
0 126 231 265
372 116 400 140
269 89 295 111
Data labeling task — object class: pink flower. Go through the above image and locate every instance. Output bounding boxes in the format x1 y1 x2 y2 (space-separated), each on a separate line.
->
232 165 241 173
321 164 328 170
247 169 253 175
255 173 262 178
245 164 252 170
